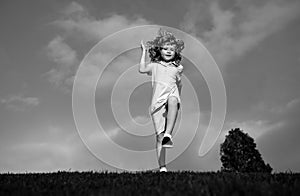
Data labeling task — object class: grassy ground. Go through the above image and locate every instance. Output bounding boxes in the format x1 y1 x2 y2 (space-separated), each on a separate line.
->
1 171 300 196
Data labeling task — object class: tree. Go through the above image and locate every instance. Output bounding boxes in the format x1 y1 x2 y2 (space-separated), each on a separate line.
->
220 128 272 173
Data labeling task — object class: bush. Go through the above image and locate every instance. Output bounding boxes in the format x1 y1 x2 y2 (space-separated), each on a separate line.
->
220 128 272 173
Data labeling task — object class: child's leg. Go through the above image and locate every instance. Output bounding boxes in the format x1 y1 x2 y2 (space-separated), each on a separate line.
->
165 96 179 135
151 104 168 168
156 132 166 167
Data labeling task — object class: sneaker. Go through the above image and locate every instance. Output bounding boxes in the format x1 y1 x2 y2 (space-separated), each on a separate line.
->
162 133 173 148
159 166 167 172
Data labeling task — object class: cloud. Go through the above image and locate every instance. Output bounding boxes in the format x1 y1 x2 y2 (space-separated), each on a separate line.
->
86 127 121 144
45 36 78 93
222 119 284 140
47 36 78 68
180 0 300 68
63 1 85 15
1 95 40 111
0 124 116 173
53 1 150 42
45 2 151 92
73 50 137 94
255 98 300 172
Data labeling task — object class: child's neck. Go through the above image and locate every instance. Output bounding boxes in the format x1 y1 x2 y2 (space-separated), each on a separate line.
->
159 60 178 67
160 59 174 64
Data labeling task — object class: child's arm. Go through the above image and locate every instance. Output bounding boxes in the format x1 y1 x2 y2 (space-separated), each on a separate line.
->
178 81 183 94
139 40 152 75
177 65 184 94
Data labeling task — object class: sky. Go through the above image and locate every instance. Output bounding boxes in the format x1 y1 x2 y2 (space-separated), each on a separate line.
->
0 0 300 173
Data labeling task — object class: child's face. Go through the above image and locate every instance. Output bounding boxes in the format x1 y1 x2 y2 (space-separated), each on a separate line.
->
161 43 176 62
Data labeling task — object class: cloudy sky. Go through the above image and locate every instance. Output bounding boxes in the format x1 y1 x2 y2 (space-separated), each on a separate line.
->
0 0 300 173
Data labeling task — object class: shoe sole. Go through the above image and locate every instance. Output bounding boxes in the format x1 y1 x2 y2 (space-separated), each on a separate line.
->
162 144 173 148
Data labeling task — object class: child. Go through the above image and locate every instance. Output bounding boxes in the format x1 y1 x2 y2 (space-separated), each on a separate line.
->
139 29 184 172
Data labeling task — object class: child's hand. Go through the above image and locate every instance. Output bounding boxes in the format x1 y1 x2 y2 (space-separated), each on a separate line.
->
140 40 147 52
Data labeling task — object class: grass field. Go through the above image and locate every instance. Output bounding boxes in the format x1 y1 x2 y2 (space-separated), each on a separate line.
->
1 171 300 195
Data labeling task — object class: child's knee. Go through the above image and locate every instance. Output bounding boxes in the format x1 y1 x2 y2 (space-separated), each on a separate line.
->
168 96 178 106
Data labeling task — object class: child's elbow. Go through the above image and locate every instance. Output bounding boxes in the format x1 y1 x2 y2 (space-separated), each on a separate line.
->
138 68 145 74
139 67 148 74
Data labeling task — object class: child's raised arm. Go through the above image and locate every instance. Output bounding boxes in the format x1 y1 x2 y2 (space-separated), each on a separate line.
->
139 40 152 74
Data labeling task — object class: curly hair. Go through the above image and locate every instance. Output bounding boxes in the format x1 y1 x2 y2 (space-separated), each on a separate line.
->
146 28 184 66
